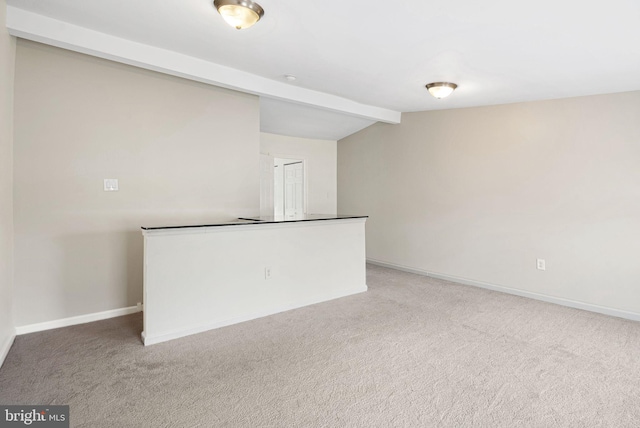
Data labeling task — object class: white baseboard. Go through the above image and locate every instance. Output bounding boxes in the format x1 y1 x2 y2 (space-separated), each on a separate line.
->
367 258 640 322
15 306 141 336
142 285 368 346
0 331 16 369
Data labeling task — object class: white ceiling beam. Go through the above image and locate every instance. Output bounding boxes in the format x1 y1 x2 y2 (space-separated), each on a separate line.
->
6 7 401 125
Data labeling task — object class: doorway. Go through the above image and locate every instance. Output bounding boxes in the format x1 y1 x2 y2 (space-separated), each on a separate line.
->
274 158 305 219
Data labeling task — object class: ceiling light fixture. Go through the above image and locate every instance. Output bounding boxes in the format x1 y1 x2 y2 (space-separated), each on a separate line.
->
214 0 264 30
426 82 458 99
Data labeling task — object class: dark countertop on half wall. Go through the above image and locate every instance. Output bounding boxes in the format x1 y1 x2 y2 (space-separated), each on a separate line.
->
141 214 368 231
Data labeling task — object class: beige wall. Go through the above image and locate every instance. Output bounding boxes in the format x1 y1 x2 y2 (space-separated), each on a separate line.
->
261 133 337 214
0 0 16 355
339 92 640 316
13 40 260 327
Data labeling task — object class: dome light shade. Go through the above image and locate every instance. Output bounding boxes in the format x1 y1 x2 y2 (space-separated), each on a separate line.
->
426 82 458 99
214 0 264 30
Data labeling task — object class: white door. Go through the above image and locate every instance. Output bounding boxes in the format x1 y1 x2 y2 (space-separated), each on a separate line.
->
284 161 304 219
259 154 274 217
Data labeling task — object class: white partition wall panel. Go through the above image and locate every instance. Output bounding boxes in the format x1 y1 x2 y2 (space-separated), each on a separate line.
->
142 218 367 345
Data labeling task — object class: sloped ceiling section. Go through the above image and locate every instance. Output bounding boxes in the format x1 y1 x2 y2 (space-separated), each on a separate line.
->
260 98 376 141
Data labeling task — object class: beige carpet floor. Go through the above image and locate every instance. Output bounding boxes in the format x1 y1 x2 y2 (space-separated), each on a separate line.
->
1 264 639 427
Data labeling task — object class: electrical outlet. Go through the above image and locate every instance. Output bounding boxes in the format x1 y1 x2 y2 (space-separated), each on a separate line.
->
265 267 272 280
137 302 143 311
537 259 546 271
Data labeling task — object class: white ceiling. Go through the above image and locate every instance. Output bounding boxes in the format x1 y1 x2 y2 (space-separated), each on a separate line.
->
6 0 640 140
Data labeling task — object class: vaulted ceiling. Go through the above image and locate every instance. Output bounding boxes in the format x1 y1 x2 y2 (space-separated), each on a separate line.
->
6 0 640 140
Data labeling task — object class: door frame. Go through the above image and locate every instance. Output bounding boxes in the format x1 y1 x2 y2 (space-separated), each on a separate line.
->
270 153 308 217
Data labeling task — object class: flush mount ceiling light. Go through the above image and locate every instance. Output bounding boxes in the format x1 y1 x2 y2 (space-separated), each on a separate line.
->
425 82 458 99
214 0 264 30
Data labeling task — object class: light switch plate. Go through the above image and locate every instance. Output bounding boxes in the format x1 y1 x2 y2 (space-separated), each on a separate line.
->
104 179 119 191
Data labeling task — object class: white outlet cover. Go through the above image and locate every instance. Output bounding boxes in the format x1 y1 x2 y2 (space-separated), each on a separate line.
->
104 179 119 191
536 259 546 271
